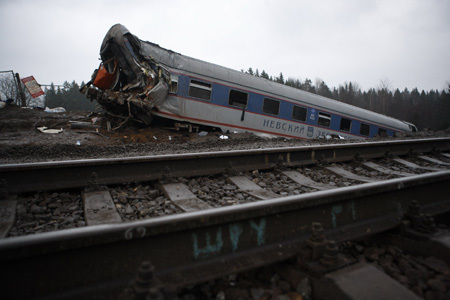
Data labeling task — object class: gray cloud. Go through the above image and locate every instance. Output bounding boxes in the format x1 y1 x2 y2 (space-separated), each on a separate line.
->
0 0 448 91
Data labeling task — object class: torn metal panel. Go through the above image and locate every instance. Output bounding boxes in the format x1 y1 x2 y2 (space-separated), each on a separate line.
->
81 24 170 125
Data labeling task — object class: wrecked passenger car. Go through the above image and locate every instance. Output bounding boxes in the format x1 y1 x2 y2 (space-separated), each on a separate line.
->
81 24 171 126
81 24 417 139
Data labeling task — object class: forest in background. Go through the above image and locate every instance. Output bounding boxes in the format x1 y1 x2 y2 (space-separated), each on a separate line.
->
1 70 449 131
242 68 450 131
43 81 97 111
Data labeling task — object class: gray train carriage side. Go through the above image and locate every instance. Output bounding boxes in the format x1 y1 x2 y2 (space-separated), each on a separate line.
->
83 24 417 140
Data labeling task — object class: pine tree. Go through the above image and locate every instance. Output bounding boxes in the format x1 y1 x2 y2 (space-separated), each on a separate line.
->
260 70 269 79
276 72 285 84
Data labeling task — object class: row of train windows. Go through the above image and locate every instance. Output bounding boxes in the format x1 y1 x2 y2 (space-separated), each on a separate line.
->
187 80 386 137
317 112 386 136
188 80 289 117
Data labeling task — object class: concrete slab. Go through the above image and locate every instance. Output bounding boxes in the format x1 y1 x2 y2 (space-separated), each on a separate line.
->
418 155 450 167
161 183 212 212
393 158 442 171
282 170 335 190
325 166 378 183
228 176 279 200
82 191 122 226
361 161 414 177
316 263 421 300
0 200 16 238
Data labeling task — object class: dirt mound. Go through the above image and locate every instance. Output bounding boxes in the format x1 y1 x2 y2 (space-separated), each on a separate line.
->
0 105 294 163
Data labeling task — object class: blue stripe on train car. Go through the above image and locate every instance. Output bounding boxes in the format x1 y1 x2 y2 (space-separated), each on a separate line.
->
176 73 397 139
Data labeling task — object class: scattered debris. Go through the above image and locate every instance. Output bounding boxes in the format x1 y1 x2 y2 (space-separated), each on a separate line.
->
44 107 66 113
219 135 229 140
37 127 63 134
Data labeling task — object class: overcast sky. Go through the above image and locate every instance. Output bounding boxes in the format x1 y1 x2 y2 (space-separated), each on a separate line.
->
1 0 449 92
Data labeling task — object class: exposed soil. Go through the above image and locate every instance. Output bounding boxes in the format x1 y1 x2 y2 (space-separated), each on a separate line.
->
1 104 448 164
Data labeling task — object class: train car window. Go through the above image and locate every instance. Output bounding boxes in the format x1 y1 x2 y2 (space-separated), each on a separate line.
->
170 74 178 94
360 123 370 136
263 98 280 115
318 112 331 127
229 89 248 108
189 80 212 100
340 117 352 132
377 128 387 137
292 105 307 121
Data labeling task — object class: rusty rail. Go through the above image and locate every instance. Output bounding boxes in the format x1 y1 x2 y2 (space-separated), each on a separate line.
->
1 137 449 194
0 171 449 299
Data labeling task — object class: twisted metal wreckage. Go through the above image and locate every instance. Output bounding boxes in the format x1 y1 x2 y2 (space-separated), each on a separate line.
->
80 24 172 126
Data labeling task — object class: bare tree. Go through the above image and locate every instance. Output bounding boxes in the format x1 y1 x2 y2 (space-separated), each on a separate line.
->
378 77 393 92
378 77 393 115
0 72 32 106
0 73 18 104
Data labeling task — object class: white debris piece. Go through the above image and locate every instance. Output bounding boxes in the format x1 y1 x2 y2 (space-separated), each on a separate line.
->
37 126 64 134
44 107 66 113
219 135 229 140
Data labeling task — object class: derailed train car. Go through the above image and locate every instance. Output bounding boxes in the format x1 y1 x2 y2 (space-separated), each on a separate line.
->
81 24 417 139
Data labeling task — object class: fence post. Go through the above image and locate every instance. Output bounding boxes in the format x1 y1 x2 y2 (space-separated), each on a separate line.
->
14 73 27 107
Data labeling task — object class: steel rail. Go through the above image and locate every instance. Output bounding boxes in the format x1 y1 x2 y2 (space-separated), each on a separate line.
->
0 171 449 300
1 137 449 194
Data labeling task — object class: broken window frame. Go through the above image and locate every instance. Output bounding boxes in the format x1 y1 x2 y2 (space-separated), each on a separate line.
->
170 74 178 94
263 98 280 115
318 112 331 127
360 123 370 136
228 89 248 108
339 117 352 132
188 79 212 101
292 105 307 122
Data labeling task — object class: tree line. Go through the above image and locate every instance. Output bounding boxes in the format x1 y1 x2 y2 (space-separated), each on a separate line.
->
243 68 450 131
44 81 97 111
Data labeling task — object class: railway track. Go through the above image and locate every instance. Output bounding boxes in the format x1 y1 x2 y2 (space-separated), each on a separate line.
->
0 138 450 299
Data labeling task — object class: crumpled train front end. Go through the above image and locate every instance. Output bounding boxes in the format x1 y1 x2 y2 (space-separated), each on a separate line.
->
80 24 170 126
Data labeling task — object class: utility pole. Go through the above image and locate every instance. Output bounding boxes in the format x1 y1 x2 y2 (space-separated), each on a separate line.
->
14 73 27 107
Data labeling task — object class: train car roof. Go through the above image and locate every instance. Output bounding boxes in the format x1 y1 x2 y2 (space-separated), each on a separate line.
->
106 24 410 132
